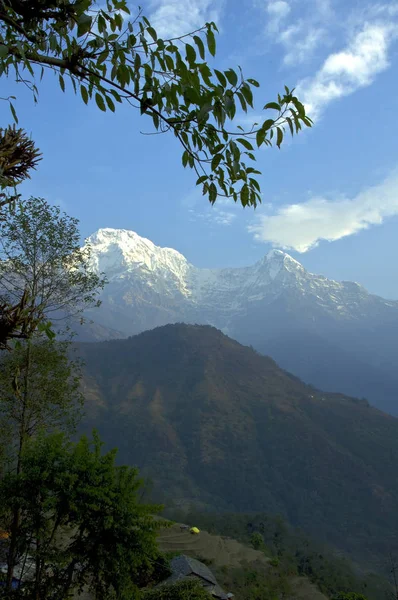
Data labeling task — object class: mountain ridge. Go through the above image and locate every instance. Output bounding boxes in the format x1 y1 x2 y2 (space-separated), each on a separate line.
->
77 323 398 569
80 228 398 414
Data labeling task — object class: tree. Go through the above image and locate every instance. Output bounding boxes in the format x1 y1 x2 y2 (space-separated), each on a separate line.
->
250 532 264 551
0 197 105 590
143 580 213 600
0 431 165 599
0 125 41 210
0 337 83 467
0 338 85 594
0 194 105 345
0 196 105 338
0 127 42 349
0 0 311 210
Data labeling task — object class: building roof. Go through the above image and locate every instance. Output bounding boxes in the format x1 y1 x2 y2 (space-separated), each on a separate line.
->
163 555 229 600
170 555 217 585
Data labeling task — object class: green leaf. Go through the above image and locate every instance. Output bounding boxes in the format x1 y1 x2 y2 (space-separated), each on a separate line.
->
97 50 109 65
240 184 249 207
80 85 89 105
249 177 261 192
236 138 254 151
9 102 18 124
59 74 65 93
237 92 247 112
286 116 294 136
276 127 283 148
206 29 216 57
247 78 260 88
193 35 205 60
196 102 212 123
95 93 106 112
256 128 266 147
262 119 274 131
196 175 208 185
105 95 115 112
264 102 281 111
209 182 217 203
109 89 122 103
147 26 157 41
77 13 92 37
211 154 223 171
225 69 238 87
0 45 8 58
134 52 141 72
214 69 227 88
185 44 196 65
240 84 253 108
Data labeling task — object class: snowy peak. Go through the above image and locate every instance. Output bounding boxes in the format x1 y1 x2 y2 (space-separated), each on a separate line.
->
84 227 396 328
261 249 304 280
86 228 190 278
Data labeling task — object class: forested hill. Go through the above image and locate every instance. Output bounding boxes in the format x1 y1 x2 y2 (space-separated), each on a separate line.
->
76 323 398 567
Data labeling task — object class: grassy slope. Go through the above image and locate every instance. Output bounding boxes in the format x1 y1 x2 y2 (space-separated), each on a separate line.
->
158 523 328 600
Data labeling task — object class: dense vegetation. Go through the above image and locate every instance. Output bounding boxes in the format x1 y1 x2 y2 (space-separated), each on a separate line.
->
166 511 391 600
77 323 398 570
0 432 169 599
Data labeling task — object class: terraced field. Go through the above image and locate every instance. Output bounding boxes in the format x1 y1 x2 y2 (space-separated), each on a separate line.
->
158 522 271 568
158 523 329 600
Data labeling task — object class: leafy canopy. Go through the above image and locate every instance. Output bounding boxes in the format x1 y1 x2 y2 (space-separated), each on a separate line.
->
0 0 312 208
0 196 106 340
0 431 165 600
0 338 84 463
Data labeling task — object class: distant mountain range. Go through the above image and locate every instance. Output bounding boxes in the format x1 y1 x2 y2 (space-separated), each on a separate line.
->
81 228 398 414
77 323 398 568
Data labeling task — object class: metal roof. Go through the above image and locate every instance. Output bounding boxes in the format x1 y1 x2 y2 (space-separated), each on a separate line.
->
165 555 229 599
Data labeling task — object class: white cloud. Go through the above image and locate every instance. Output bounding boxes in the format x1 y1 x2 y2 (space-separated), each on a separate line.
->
148 0 221 39
281 22 325 65
248 170 398 252
266 0 291 33
189 207 237 226
297 22 398 119
213 210 237 225
261 0 331 65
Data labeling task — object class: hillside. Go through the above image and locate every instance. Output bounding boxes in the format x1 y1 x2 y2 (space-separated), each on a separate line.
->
158 522 329 600
77 323 398 567
79 227 398 414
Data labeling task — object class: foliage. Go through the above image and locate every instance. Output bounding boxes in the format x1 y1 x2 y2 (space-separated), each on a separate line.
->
0 431 165 599
143 580 213 600
250 532 264 550
216 564 292 600
0 338 83 465
0 0 311 208
0 125 41 209
170 510 390 600
0 196 106 341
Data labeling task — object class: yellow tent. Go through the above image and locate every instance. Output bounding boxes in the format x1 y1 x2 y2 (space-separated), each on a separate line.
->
190 527 200 534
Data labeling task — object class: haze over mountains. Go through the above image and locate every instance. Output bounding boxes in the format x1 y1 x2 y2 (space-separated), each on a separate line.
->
82 228 398 414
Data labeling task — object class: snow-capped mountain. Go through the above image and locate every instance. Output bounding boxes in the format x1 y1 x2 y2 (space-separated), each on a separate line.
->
82 228 398 414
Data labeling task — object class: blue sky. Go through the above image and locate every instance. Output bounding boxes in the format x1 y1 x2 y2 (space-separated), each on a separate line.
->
3 0 398 298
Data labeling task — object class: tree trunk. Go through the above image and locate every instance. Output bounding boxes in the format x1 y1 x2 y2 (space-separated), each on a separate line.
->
5 339 32 592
